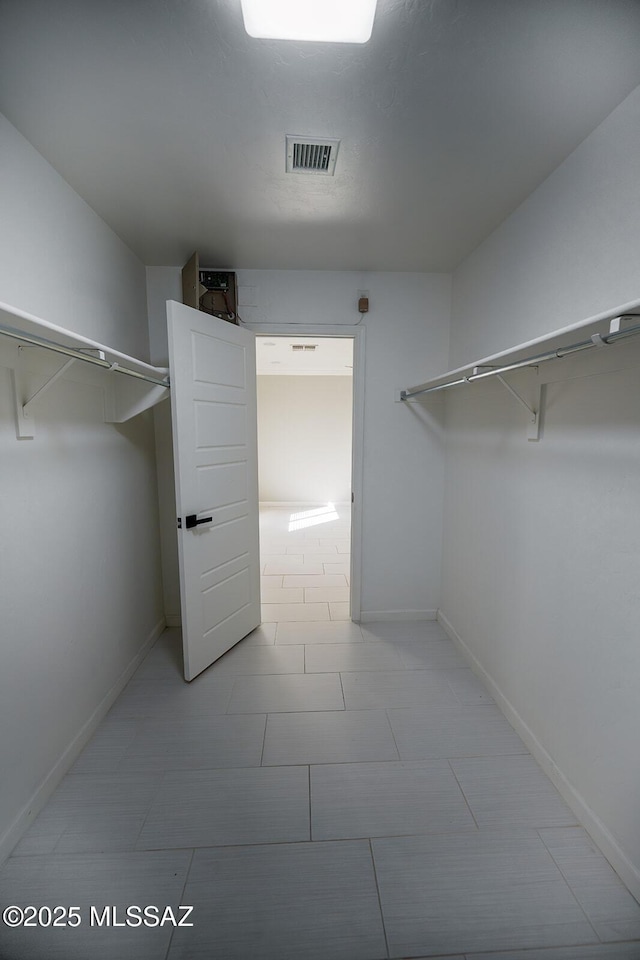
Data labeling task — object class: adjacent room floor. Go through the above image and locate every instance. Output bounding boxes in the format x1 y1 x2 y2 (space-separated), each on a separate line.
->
259 502 351 624
2 505 640 959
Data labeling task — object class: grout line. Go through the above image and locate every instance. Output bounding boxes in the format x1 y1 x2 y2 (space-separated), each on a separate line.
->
368 838 391 959
129 773 169 852
224 677 237 714
51 827 68 855
536 828 603 942
384 709 402 759
164 847 195 960
338 672 346 710
381 711 400 760
308 766 312 841
259 714 268 766
265 756 439 768
228 706 387 718
446 759 479 830
139 836 375 855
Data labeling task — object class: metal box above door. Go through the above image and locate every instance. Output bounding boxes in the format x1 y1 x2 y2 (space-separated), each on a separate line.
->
181 252 238 324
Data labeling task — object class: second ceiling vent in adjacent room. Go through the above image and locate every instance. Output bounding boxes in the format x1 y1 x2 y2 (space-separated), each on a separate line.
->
286 136 340 175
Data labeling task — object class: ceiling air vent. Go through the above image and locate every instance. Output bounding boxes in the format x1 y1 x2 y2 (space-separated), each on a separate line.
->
286 136 340 176
292 344 317 352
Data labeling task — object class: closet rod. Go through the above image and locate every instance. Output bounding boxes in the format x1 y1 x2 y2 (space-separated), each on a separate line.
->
0 323 170 388
401 317 640 400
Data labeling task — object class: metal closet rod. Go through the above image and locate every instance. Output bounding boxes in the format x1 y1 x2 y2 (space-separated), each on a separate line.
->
401 316 640 400
0 323 170 388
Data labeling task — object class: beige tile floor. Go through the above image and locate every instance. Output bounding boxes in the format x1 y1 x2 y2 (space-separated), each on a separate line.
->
2 504 640 958
259 503 351 622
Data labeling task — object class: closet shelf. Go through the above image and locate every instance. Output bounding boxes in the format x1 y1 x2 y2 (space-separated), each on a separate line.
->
400 296 640 403
0 301 170 439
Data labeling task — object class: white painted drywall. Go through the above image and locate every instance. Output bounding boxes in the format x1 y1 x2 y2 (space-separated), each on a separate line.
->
442 84 640 897
257 375 353 504
0 116 149 359
449 85 640 369
147 269 451 622
0 115 164 861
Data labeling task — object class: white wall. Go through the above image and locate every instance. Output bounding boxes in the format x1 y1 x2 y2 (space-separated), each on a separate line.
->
442 84 640 897
449 85 640 369
257 375 352 503
0 115 165 861
0 117 149 358
147 269 451 622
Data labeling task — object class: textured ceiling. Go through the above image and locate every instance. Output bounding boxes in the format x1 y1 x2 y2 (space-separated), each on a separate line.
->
1 0 640 271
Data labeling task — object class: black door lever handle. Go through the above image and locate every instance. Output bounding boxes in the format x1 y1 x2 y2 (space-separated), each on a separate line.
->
185 514 213 529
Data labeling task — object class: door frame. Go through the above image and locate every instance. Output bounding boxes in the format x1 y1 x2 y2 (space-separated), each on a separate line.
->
246 323 365 622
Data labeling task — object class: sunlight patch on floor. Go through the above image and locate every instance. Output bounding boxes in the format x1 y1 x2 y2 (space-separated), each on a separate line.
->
288 503 339 532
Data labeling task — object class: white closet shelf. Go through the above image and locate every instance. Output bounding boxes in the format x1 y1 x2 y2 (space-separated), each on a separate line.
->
398 296 640 442
0 300 170 439
401 296 640 399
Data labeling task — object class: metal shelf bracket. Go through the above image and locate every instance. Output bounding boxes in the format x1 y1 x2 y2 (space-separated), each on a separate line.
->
13 355 81 439
12 348 112 438
492 371 543 441
23 357 77 416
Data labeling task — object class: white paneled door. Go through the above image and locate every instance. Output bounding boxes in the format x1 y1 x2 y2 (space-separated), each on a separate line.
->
167 301 261 681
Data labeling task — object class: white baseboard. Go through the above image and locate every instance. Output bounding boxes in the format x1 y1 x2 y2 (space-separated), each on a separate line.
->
359 609 437 623
165 613 181 628
0 617 165 865
437 609 640 902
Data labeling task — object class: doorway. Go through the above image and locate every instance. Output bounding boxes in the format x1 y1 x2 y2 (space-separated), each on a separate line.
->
255 335 357 624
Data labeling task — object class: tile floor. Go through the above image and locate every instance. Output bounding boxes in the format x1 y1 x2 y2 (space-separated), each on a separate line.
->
2 505 640 959
259 503 351 623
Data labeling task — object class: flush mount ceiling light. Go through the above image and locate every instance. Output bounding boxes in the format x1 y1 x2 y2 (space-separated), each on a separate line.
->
240 0 377 43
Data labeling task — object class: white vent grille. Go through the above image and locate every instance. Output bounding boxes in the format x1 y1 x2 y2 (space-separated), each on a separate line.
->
291 344 317 352
286 136 340 175
293 143 331 172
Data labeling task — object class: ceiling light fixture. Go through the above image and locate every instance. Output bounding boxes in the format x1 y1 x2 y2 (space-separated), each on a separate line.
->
240 0 377 43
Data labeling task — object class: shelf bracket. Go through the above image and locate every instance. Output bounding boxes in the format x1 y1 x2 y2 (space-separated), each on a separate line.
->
495 373 543 441
13 357 79 439
12 369 34 439
12 348 120 438
495 373 536 417
22 357 77 416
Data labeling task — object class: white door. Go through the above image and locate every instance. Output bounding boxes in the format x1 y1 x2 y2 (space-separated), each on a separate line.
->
167 300 261 681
